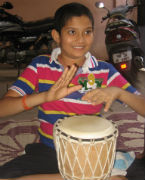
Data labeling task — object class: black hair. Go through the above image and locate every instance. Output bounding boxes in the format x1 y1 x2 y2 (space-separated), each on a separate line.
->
54 2 94 34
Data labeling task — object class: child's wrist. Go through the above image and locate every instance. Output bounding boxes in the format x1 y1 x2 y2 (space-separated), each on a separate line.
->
22 95 32 110
43 91 51 102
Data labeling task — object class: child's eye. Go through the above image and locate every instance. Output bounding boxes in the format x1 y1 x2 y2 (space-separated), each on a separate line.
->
68 30 75 35
85 30 93 35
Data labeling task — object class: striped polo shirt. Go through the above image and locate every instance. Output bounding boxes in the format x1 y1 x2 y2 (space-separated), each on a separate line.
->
10 48 137 148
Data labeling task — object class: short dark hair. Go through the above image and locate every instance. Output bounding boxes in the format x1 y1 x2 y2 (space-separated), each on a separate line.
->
54 2 94 34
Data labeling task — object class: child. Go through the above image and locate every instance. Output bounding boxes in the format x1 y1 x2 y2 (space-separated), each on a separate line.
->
0 2 145 180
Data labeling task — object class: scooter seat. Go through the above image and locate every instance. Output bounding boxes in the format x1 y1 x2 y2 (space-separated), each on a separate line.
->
23 17 54 33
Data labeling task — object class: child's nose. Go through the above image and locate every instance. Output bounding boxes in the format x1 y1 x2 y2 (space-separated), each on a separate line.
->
76 33 85 43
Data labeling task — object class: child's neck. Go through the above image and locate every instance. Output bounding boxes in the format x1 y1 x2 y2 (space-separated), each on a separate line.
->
58 54 85 67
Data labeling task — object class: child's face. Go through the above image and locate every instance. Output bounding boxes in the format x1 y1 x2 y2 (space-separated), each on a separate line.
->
55 15 94 64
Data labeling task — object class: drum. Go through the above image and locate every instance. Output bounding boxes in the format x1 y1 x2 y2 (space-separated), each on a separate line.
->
53 115 118 180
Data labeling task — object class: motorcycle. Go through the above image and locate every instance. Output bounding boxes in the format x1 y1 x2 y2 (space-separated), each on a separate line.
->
95 0 145 84
0 1 55 75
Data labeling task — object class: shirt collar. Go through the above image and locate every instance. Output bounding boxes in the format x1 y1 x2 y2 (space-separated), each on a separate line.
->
50 48 98 72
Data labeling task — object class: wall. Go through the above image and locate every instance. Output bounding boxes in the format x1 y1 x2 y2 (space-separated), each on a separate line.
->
1 0 136 60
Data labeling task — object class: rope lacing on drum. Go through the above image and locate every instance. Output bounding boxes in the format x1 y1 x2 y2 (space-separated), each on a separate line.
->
54 119 118 180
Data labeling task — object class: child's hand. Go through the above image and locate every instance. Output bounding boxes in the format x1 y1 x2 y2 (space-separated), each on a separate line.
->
45 65 82 102
81 87 122 112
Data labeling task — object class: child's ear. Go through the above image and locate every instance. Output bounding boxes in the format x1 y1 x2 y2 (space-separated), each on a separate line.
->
51 29 60 44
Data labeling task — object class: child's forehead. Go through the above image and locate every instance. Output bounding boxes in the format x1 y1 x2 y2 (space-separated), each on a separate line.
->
64 15 92 26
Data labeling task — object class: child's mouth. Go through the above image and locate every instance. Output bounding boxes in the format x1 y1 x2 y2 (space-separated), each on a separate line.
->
73 46 84 49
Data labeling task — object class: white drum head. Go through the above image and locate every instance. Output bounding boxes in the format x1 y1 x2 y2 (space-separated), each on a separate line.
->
56 115 116 139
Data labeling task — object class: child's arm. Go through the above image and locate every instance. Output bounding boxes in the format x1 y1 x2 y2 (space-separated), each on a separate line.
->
0 65 82 118
81 86 145 117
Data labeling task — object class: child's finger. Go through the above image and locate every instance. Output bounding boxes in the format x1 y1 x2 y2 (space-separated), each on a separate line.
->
65 65 77 79
104 99 112 112
53 65 77 89
62 65 77 85
67 85 82 94
81 89 99 101
53 67 69 87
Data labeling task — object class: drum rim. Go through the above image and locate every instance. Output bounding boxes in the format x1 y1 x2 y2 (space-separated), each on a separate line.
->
53 115 118 140
54 127 118 142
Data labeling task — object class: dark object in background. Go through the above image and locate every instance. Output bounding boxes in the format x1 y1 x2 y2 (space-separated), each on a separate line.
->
127 157 145 180
137 0 145 26
0 1 55 76
95 0 145 86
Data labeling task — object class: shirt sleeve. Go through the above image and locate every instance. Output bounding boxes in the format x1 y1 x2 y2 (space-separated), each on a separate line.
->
107 63 138 94
9 57 39 96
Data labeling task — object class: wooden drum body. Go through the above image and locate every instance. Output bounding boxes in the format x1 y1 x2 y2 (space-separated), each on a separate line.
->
53 115 118 180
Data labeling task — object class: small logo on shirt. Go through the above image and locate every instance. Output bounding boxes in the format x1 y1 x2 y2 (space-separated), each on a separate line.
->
78 73 103 91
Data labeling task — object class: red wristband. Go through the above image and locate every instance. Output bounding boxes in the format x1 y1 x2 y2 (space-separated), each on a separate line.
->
22 95 32 110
